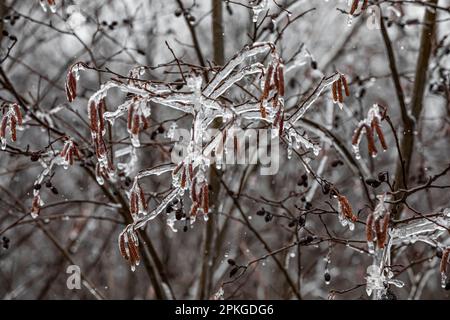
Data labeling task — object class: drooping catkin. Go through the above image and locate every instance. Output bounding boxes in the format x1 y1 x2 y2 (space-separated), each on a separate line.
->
127 105 134 131
341 75 350 97
332 81 338 103
89 101 98 133
277 65 284 96
337 78 343 103
371 118 388 151
10 116 17 141
440 248 450 274
98 99 106 135
365 124 378 157
262 64 273 100
350 0 359 15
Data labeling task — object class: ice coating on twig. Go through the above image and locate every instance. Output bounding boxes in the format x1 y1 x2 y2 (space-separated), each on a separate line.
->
251 0 269 23
70 42 344 270
365 208 450 298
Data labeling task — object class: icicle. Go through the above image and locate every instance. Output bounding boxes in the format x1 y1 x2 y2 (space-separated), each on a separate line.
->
252 0 268 23
365 264 384 297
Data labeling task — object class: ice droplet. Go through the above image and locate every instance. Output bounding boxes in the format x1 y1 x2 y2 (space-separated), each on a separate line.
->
347 15 353 27
441 272 447 289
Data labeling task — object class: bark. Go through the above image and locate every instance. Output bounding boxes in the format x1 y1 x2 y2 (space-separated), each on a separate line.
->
392 0 438 217
197 0 225 300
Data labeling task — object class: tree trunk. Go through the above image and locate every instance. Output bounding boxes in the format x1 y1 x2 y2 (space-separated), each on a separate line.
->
197 0 225 300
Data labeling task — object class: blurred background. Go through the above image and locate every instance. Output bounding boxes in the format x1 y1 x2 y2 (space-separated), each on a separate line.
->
0 0 450 299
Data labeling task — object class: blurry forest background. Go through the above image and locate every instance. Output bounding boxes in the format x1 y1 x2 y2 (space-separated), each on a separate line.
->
1 0 450 300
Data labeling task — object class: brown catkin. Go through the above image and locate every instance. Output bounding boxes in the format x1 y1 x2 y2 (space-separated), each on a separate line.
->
0 116 8 138
67 148 74 165
188 163 194 180
339 195 355 221
127 105 134 131
10 116 17 141
32 195 41 216
127 235 140 266
60 141 70 158
13 104 22 126
262 64 273 100
98 99 105 135
365 124 378 157
119 233 129 260
72 144 81 159
379 213 390 246
130 192 138 216
440 249 450 274
341 75 350 97
350 0 359 15
89 101 98 133
141 115 149 130
337 78 343 103
191 178 197 203
372 118 388 151
66 71 77 102
138 184 147 210
375 219 383 248
132 114 140 135
273 65 280 95
332 81 338 103
362 0 369 11
351 125 364 146
277 65 285 96
190 202 199 217
260 102 267 118
174 162 184 176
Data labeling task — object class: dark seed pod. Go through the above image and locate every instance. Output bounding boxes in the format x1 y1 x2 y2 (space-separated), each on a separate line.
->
256 208 266 216
227 259 236 266
264 212 273 222
175 209 183 220
377 171 387 182
229 267 239 278
365 178 381 188
322 183 330 195
30 153 39 161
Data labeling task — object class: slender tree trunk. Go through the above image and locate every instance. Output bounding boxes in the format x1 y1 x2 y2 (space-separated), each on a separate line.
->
392 0 438 218
198 0 224 300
